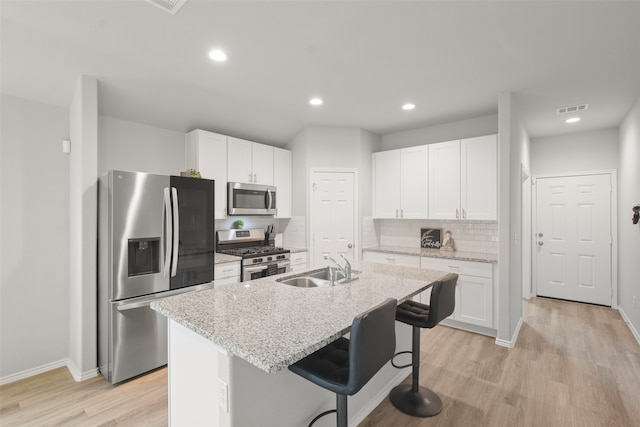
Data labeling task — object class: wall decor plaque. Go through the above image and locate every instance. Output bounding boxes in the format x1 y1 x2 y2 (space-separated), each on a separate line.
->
420 228 442 249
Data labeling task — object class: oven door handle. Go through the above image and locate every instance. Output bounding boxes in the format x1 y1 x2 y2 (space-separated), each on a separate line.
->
244 265 268 273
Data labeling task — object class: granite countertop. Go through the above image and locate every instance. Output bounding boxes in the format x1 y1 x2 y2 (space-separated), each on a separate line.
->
151 261 446 373
285 247 308 253
215 253 242 264
364 245 498 263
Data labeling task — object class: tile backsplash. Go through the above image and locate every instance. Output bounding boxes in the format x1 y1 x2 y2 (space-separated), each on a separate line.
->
372 219 498 254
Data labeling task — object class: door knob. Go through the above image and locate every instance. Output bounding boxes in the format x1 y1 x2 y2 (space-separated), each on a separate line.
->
538 233 543 237
347 244 353 249
538 241 544 246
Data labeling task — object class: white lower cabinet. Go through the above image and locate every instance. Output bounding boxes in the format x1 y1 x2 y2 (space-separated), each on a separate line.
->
362 251 420 267
420 257 494 329
214 262 241 287
290 251 308 273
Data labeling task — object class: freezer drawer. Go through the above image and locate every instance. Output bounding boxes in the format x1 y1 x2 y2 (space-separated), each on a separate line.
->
108 298 168 384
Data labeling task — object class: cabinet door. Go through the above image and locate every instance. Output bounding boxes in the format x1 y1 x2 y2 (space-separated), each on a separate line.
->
400 145 428 219
428 140 461 219
252 143 274 185
456 274 493 328
273 147 291 218
461 135 497 220
185 130 228 219
372 150 401 218
227 137 253 183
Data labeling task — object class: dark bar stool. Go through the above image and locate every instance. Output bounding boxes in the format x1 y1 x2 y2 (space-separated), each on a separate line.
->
389 273 458 417
289 298 397 427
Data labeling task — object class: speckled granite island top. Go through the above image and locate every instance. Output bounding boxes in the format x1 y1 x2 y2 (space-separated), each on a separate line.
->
151 261 446 374
364 245 498 263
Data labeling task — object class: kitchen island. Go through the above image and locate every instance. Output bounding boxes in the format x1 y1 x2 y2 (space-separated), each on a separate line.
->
151 261 447 426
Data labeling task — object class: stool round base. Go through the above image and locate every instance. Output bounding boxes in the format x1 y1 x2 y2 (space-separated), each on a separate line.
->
389 384 442 417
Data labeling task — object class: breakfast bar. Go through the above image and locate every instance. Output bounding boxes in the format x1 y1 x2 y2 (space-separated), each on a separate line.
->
151 261 447 426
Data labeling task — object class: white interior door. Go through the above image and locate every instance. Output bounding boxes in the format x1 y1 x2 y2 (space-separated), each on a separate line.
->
311 171 355 268
535 174 612 306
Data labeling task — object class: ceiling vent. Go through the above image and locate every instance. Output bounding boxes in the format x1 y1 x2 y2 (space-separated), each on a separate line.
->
556 104 589 115
145 0 189 15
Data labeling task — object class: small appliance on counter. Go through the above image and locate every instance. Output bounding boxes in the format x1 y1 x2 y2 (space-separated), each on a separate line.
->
217 228 290 281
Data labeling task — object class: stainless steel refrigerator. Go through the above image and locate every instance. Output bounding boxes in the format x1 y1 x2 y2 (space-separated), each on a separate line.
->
98 170 215 384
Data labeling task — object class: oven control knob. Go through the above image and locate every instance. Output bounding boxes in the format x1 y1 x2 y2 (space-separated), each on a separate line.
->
254 258 262 264
267 256 273 261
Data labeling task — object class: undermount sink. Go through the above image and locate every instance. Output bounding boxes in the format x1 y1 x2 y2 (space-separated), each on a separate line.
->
276 267 361 288
278 277 332 288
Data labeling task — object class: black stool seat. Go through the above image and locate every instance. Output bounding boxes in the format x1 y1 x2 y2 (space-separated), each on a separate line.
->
390 273 458 418
289 298 397 427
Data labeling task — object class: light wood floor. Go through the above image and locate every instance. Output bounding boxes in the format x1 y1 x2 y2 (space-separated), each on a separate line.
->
1 297 639 427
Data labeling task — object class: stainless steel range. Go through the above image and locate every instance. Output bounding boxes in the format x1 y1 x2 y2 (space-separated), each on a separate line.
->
216 228 290 281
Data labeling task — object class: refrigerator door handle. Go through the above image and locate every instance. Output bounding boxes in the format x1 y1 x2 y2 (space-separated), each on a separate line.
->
170 187 179 277
162 187 172 277
116 299 155 311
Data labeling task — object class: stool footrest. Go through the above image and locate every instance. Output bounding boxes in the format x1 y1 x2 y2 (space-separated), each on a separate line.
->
390 350 413 369
389 383 443 417
308 409 336 427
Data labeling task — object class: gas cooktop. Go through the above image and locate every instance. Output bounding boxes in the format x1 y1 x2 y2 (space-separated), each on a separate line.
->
218 246 289 258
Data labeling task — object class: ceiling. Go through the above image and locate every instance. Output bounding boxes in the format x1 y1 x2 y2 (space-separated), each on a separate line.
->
2 0 639 147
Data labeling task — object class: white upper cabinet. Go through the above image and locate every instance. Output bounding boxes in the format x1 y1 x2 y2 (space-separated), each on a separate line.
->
273 147 291 218
372 150 400 218
227 136 274 185
185 130 228 219
428 140 461 219
400 145 429 218
429 134 497 220
461 135 497 220
372 145 428 219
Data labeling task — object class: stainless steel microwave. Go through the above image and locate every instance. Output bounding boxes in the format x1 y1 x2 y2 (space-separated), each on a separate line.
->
227 182 276 215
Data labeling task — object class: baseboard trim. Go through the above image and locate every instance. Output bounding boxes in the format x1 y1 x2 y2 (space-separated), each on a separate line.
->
0 359 100 386
440 318 497 338
618 306 640 346
495 317 523 348
350 366 411 426
66 359 99 382
0 358 68 386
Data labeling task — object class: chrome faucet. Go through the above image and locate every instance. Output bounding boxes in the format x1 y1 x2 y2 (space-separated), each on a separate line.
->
324 255 352 281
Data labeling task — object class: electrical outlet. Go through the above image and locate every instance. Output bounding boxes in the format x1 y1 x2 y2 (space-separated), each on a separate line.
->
218 379 228 412
633 296 637 308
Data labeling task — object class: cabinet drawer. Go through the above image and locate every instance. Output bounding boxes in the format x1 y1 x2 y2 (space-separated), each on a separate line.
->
290 251 308 266
215 262 241 280
420 257 492 278
363 251 420 268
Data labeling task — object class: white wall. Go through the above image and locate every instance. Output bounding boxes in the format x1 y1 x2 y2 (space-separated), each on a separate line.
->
618 96 640 340
380 114 498 150
287 126 381 258
68 76 98 381
530 127 619 175
0 96 191 383
98 116 185 177
496 92 529 345
0 95 70 383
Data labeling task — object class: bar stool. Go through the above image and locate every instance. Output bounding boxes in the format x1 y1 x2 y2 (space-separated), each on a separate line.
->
389 273 458 417
288 298 397 427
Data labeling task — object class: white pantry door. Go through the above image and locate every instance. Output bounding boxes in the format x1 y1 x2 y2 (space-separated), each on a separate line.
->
535 174 612 306
311 171 355 268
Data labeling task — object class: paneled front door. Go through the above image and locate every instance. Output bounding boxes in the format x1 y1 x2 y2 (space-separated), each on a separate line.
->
535 173 612 306
310 171 356 268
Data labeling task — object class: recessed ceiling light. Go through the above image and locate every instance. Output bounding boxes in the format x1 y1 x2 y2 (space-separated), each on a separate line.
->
309 98 323 106
402 103 416 111
566 117 581 123
208 49 227 62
